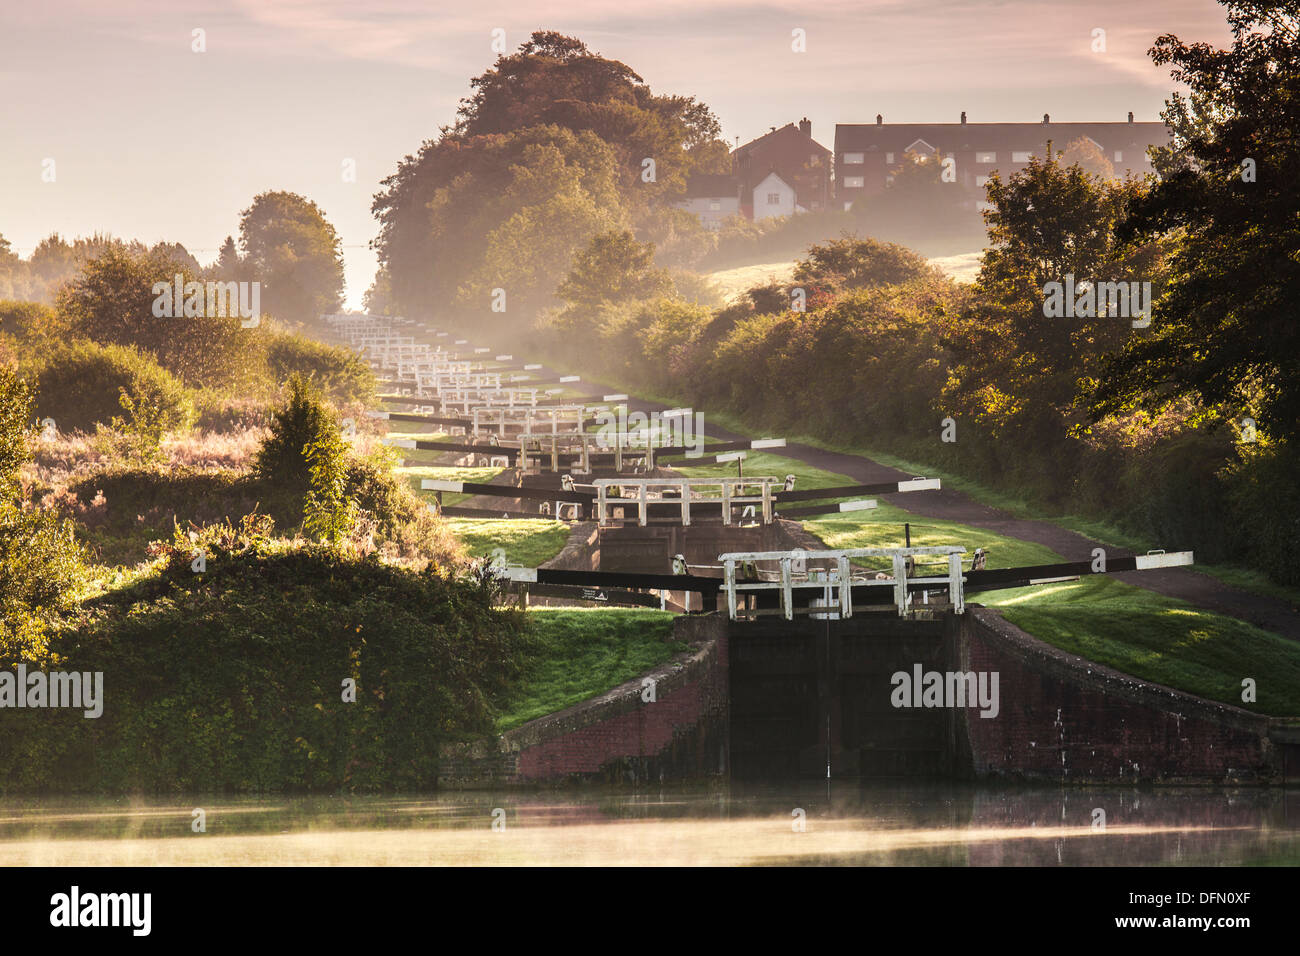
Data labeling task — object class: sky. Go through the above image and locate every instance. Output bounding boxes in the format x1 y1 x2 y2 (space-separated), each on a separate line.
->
0 0 1232 308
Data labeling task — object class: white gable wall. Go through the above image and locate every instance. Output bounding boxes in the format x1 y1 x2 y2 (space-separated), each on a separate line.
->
752 172 796 221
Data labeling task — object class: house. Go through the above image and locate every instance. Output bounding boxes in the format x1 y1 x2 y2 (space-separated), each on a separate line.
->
733 118 832 216
834 112 1170 210
676 173 741 229
750 170 797 221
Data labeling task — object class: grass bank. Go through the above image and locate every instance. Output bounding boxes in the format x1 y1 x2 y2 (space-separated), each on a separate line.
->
499 609 682 731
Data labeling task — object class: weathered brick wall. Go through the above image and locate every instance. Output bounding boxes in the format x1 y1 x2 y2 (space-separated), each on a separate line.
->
960 608 1293 784
439 613 728 787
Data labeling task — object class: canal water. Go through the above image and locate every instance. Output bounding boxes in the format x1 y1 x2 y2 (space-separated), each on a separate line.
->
1 784 1296 866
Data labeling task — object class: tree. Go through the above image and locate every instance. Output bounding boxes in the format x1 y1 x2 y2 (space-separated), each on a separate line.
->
56 245 261 389
941 149 1157 481
239 191 345 324
556 230 672 309
1061 137 1117 180
370 31 729 324
215 235 242 278
1089 0 1300 444
792 236 937 294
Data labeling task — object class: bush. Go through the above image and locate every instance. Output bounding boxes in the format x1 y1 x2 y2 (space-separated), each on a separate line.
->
0 300 72 356
0 534 527 793
56 246 264 390
251 374 335 492
262 330 376 405
0 366 86 663
1222 442 1300 584
29 339 193 435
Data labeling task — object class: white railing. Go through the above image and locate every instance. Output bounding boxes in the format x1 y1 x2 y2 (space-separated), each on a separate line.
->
595 477 781 527
471 405 589 438
719 546 966 619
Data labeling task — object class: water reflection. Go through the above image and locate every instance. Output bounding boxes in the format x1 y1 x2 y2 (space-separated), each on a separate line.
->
0 784 1295 866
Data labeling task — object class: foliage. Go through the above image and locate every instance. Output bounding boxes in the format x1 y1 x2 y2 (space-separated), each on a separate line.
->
303 422 357 545
791 235 938 294
371 31 729 325
262 330 376 405
939 149 1159 496
1090 1 1300 445
251 374 337 493
239 191 345 324
30 338 193 435
0 367 86 664
0 532 528 793
55 245 262 389
556 230 673 308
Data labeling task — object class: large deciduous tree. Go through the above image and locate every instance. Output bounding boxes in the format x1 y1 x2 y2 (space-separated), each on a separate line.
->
1089 0 1300 443
941 150 1159 477
371 31 729 327
240 191 345 324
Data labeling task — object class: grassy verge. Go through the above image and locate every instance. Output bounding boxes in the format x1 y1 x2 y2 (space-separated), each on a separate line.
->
794 496 1299 716
982 576 1300 717
444 517 570 567
398 464 503 507
498 609 683 731
804 501 1061 572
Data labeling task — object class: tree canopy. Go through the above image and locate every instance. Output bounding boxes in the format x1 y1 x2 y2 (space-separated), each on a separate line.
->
1089 0 1300 443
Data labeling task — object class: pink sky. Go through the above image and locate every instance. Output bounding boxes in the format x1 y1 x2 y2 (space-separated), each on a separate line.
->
0 0 1231 307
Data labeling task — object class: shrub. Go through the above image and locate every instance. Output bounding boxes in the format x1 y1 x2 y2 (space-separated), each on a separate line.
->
0 535 527 793
56 246 263 390
262 330 376 405
251 374 336 492
0 367 86 664
303 423 357 545
30 339 193 435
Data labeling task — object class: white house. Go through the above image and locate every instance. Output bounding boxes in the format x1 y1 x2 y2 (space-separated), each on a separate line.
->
751 170 798 221
676 174 741 229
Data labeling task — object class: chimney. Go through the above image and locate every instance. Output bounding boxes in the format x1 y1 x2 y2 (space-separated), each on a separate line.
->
876 114 883 126
1127 111 1134 123
960 111 967 125
1042 113 1050 124
798 117 812 137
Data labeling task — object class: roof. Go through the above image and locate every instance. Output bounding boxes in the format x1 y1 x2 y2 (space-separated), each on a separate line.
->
735 122 831 158
834 121 1169 155
752 169 793 190
684 173 739 198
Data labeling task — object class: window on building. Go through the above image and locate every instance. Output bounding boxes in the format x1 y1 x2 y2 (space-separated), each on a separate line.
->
709 200 721 211
843 152 864 164
767 193 781 205
885 152 895 164
1114 150 1123 162
976 151 997 163
842 176 865 189
975 175 990 187
1012 150 1032 162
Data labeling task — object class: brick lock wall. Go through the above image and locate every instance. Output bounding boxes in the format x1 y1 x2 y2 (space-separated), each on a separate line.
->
439 614 729 787
960 609 1285 784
